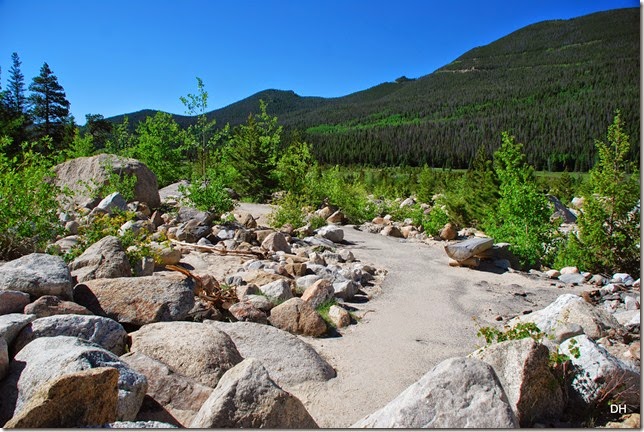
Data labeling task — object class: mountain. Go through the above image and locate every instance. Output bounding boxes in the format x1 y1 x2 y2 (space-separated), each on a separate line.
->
106 7 640 171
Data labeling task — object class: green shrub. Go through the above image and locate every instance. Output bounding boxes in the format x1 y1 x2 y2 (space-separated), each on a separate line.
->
269 192 307 228
476 322 543 345
422 205 450 236
180 168 235 216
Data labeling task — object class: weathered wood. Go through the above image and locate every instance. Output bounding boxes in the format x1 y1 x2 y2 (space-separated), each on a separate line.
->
444 237 494 261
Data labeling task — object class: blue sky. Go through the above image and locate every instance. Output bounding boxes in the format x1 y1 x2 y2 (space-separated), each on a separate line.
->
0 0 639 122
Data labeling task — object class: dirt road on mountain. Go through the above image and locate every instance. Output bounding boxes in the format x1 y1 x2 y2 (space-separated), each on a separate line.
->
237 203 585 428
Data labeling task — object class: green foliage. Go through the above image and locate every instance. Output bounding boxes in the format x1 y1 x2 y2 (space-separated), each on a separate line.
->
180 168 235 216
275 134 316 194
421 204 450 236
315 298 339 329
127 111 186 187
66 129 95 159
28 62 70 146
564 111 641 274
476 321 543 345
269 192 308 229
104 117 135 154
483 132 555 268
0 137 65 259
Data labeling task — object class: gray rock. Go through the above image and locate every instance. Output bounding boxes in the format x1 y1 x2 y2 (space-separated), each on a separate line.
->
547 194 577 223
70 236 132 282
228 302 268 324
471 338 564 426
0 337 7 380
14 314 128 355
333 280 359 301
0 336 147 424
0 313 36 346
73 275 195 326
303 236 336 249
23 295 93 318
268 298 327 337
242 294 274 312
96 192 128 214
177 206 213 225
444 237 494 262
317 225 344 243
118 219 154 237
559 334 640 408
120 352 212 427
613 273 635 286
510 293 622 339
258 279 293 304
208 321 335 387
0 290 30 315
328 305 351 328
295 274 323 294
353 357 518 428
558 273 586 285
189 358 318 428
261 232 292 254
0 253 73 299
129 322 242 388
613 310 640 331
175 220 211 243
53 154 161 209
159 181 189 201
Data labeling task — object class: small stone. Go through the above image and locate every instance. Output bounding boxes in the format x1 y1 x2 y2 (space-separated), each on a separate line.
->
301 279 335 309
545 269 561 279
439 223 458 241
328 305 351 328
0 290 31 315
559 266 579 274
228 302 268 324
381 225 404 238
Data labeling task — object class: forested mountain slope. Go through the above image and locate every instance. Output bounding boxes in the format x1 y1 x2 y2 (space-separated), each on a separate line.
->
108 8 639 170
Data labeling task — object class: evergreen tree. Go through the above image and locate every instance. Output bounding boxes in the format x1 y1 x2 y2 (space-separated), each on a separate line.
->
6 53 27 116
85 113 112 150
2 53 30 152
28 62 70 146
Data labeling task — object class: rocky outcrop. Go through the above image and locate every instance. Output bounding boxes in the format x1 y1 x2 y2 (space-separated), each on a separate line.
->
73 275 195 326
0 253 73 299
69 236 132 282
353 357 518 428
189 359 318 428
129 322 243 388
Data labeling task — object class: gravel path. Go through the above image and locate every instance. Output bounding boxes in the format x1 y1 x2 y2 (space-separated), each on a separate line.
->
238 203 584 427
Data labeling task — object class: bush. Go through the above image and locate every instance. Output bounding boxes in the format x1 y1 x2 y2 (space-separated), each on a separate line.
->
269 192 308 229
422 204 450 236
180 168 235 216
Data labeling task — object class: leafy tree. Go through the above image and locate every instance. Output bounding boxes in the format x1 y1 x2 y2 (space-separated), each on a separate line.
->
569 111 640 274
28 62 70 146
225 100 282 201
127 111 186 187
275 132 316 194
66 128 95 159
85 113 112 150
105 117 135 154
483 132 554 268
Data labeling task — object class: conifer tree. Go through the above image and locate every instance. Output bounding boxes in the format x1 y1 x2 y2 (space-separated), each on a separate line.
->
6 53 27 116
2 53 31 151
28 62 70 146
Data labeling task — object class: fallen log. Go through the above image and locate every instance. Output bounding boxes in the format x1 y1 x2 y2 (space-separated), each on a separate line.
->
444 237 494 262
170 239 266 259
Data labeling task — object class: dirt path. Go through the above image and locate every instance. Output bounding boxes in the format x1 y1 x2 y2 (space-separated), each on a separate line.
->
238 203 584 427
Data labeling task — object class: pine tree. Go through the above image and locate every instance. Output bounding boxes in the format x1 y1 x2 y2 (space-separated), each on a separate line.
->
28 62 70 146
6 53 27 116
2 53 31 152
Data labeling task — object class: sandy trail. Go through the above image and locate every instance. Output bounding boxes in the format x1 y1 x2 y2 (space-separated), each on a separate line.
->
238 203 584 428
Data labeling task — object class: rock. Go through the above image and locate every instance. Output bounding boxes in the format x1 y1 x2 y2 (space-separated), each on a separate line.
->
301 279 335 309
605 414 641 429
317 225 344 243
510 294 622 340
552 323 585 344
624 295 639 311
238 270 287 288
380 225 404 238
129 322 242 388
120 352 212 427
14 314 128 355
96 192 128 214
571 196 585 209
176 207 213 225
328 305 351 328
101 420 178 428
132 256 155 277
53 154 161 209
118 219 154 237
0 338 7 380
547 194 577 223
589 274 607 286
0 253 73 299
268 298 327 337
23 295 93 318
613 273 635 286
558 273 586 285
0 336 147 423
338 249 355 262
175 220 210 243
439 223 458 240
545 269 561 279
261 231 292 254
471 338 564 426
284 262 307 277
444 237 494 262
189 358 318 428
333 280 360 300
399 197 415 208
73 275 195 326
448 257 480 268
228 302 268 324
149 242 181 266
613 310 640 331
295 274 323 293
353 357 518 428
242 295 273 312
560 266 579 274
559 335 640 408
0 313 36 346
258 279 293 304
208 321 335 387
0 290 30 315
4 367 120 428
326 210 345 224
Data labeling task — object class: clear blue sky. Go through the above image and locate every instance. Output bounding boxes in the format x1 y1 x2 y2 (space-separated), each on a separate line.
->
0 0 639 123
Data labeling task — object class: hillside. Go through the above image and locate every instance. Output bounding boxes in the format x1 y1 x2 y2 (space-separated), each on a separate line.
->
107 7 640 171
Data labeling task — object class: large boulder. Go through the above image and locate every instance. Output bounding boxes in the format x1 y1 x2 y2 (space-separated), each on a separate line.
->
0 253 73 299
3 367 119 428
0 290 30 315
73 275 195 326
268 298 327 337
189 359 318 428
559 334 640 409
261 232 292 254
471 338 564 426
208 321 335 388
510 294 622 340
0 336 147 424
317 225 344 243
129 322 243 388
120 352 213 427
52 154 161 209
23 295 92 318
14 314 128 356
352 357 518 428
69 236 132 282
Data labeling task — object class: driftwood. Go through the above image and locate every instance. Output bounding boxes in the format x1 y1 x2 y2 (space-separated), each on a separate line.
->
170 239 266 259
444 237 494 262
165 264 238 309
